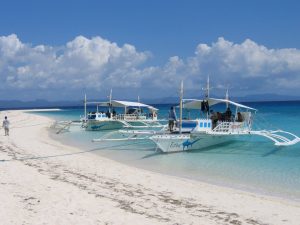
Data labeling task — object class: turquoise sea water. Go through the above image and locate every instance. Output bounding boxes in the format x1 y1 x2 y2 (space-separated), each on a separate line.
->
33 101 300 201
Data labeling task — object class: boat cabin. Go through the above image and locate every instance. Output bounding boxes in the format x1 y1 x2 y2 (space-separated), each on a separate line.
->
181 98 257 134
84 100 158 122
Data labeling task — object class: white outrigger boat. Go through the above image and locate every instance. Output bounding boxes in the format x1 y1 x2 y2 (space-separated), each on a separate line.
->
94 79 300 152
150 99 299 153
82 93 163 131
151 80 300 152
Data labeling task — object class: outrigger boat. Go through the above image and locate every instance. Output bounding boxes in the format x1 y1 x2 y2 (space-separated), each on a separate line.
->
82 92 163 131
150 99 300 153
94 79 300 152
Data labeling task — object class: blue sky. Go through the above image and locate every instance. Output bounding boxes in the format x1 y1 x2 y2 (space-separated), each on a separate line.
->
0 0 300 100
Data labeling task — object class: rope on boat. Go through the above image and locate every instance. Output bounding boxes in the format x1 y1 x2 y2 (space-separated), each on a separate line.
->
252 113 281 131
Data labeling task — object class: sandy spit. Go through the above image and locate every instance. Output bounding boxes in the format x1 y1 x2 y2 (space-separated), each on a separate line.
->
0 110 299 225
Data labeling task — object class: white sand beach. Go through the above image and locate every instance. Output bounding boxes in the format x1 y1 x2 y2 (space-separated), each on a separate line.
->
0 110 300 225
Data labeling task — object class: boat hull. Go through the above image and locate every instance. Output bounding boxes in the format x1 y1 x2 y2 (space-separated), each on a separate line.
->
150 133 237 153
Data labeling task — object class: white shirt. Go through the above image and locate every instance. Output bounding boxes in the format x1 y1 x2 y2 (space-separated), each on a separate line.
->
3 119 9 129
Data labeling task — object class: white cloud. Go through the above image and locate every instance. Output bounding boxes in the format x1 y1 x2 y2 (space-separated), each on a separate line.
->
0 34 150 97
184 37 300 95
0 34 299 100
0 34 24 58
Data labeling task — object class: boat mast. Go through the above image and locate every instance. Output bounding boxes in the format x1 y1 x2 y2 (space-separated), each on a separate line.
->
84 93 87 120
109 89 113 113
225 88 229 109
202 75 211 99
205 76 210 119
206 76 210 98
179 80 183 134
138 95 141 114
109 89 112 103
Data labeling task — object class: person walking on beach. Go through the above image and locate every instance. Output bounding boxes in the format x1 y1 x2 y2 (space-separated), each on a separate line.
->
168 106 177 132
2 116 10 136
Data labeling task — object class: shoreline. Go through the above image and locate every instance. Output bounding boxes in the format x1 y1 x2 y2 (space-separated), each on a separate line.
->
54 131 300 204
1 110 300 224
49 120 300 204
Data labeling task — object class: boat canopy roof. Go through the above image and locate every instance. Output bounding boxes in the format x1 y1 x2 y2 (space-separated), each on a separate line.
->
87 100 158 111
182 98 257 111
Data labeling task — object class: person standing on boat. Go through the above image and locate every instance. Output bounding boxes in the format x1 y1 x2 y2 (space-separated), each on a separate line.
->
2 116 10 136
225 107 232 121
210 110 218 128
168 106 177 132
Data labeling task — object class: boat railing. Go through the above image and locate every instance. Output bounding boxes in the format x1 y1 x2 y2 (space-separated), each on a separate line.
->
213 121 249 133
213 121 231 132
